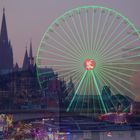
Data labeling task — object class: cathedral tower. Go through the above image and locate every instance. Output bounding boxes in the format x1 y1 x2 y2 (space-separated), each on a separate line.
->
29 40 34 66
0 8 13 73
22 47 29 70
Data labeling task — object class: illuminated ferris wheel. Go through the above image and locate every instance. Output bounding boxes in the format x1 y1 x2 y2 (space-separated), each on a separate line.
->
36 6 140 114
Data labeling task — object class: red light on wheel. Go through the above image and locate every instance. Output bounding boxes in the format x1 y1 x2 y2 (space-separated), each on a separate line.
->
84 59 96 70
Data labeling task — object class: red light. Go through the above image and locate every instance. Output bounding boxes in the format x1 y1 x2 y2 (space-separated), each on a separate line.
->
84 59 96 70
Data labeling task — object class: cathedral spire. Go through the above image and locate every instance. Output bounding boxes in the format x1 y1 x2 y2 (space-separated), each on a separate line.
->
29 39 33 58
22 47 29 70
29 39 34 65
0 8 13 73
0 8 8 46
14 62 19 71
3 8 5 13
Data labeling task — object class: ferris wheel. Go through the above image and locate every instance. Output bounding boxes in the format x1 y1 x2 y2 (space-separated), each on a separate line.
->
36 6 140 114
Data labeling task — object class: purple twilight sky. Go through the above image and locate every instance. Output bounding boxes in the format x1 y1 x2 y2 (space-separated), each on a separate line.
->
0 0 140 66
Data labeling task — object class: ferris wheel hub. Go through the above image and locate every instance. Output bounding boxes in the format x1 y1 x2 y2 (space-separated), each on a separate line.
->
84 59 96 70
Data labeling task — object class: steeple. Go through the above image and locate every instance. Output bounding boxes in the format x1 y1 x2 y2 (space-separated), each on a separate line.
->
29 39 33 58
14 62 19 71
22 47 29 70
0 8 8 46
0 8 13 73
29 39 34 66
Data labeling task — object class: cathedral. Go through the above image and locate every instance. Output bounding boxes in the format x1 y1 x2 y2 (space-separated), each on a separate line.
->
0 8 74 110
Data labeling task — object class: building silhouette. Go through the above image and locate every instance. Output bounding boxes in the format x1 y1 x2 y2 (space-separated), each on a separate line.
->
0 9 74 110
22 40 34 71
0 8 13 74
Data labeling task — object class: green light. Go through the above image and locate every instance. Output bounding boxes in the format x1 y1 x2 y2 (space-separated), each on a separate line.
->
67 71 87 112
91 71 107 113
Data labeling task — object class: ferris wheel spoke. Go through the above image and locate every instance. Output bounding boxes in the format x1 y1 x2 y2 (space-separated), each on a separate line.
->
123 53 140 60
64 19 86 56
101 67 132 86
74 71 92 113
58 23 84 56
96 72 118 112
65 70 84 100
38 65 80 77
94 8 103 52
92 71 107 113
67 71 87 112
67 70 83 87
57 66 81 74
99 18 124 55
87 81 92 115
99 69 135 96
90 9 95 52
40 42 80 62
39 48 78 62
90 73 96 114
37 57 79 66
96 72 121 109
53 28 83 58
93 9 102 52
104 62 140 66
78 13 89 53
80 75 90 113
38 68 80 82
101 23 130 57
57 68 82 80
97 13 118 53
85 10 90 53
99 70 135 98
57 67 81 75
71 71 84 84
91 71 107 113
45 36 81 61
38 69 80 87
67 72 83 91
67 70 87 110
86 74 92 114
102 65 139 72
50 30 82 59
105 51 140 63
96 70 127 107
74 74 89 112
37 65 80 77
71 15 86 54
69 17 84 53
103 44 140 62
66 70 83 90
96 10 110 53
43 62 76 67
38 64 78 70
102 67 132 78
102 33 138 58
